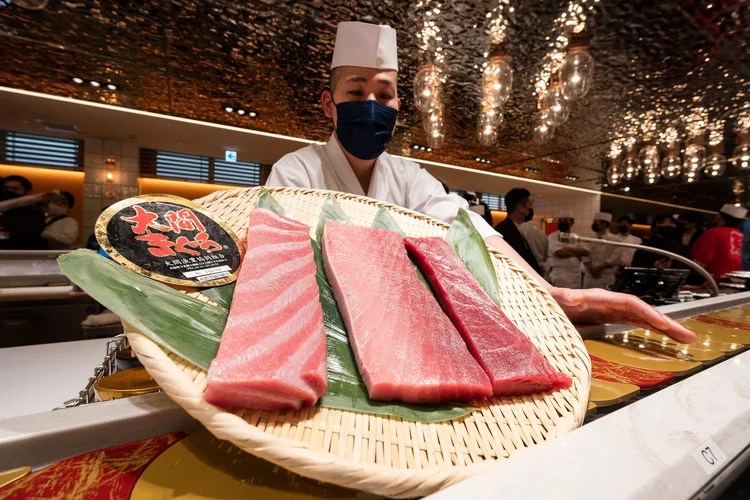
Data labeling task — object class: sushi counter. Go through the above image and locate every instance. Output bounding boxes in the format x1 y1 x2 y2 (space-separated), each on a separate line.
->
1 291 750 499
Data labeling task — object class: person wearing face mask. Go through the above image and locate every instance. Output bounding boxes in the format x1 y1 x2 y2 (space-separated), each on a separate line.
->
546 211 589 289
677 211 704 250
582 212 622 289
495 188 541 274
40 191 79 250
612 215 642 267
632 214 690 269
266 21 696 345
691 204 746 280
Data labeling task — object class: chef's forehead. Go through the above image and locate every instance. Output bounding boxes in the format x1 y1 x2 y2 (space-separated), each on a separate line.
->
333 66 398 87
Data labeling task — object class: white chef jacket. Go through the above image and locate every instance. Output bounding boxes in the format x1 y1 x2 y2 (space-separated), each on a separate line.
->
520 221 548 271
613 232 642 267
547 230 583 289
266 134 500 240
41 216 79 249
582 232 622 289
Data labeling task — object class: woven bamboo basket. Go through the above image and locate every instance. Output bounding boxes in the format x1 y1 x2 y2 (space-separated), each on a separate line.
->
126 186 592 498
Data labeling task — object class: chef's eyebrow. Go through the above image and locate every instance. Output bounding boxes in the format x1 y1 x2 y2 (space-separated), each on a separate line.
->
343 76 396 89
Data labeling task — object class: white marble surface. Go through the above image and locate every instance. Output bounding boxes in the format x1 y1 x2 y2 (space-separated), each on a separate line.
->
0 338 111 420
428 350 750 500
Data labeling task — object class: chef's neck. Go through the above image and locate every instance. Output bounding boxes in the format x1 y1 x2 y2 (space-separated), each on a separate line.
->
336 134 375 194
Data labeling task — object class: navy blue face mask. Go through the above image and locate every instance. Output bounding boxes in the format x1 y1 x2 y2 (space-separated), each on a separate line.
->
334 100 399 161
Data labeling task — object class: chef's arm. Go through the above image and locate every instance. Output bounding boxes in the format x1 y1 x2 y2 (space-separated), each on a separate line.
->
0 192 56 213
485 235 552 289
553 247 589 258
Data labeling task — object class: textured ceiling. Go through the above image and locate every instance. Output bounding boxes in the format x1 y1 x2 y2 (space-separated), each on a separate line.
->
0 0 749 209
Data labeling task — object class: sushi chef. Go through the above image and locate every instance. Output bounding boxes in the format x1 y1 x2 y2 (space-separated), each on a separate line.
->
266 21 696 344
582 212 622 289
546 210 587 289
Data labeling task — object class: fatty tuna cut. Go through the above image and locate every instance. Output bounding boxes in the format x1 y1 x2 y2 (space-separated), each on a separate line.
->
322 221 491 403
205 209 327 410
404 236 572 397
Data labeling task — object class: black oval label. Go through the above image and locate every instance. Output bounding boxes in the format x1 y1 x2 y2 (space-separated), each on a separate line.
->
96 195 243 287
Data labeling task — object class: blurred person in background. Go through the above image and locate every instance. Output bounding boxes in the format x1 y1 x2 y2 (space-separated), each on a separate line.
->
520 207 548 274
691 204 746 280
547 210 588 289
632 214 689 269
677 210 705 250
613 215 641 267
0 175 46 249
582 212 622 289
40 190 79 250
495 188 542 274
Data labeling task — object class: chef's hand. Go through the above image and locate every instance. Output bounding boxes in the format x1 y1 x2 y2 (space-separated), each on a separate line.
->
548 286 697 344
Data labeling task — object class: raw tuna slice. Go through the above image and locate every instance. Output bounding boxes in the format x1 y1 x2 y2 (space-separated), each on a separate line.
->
205 209 327 410
322 221 491 403
404 236 572 396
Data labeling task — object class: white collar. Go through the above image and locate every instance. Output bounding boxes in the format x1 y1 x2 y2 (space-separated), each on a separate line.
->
323 133 385 198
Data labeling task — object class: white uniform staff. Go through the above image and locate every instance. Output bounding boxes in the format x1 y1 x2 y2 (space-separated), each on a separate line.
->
263 20 698 345
582 212 622 289
266 22 497 241
547 210 588 289
612 215 642 267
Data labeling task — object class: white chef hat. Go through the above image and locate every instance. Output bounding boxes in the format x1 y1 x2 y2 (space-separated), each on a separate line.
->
594 212 612 222
720 204 748 219
331 22 399 71
559 209 574 218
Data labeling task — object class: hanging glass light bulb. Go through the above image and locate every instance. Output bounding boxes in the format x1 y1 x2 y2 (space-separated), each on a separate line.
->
606 158 622 186
413 64 441 112
423 101 445 149
683 164 701 184
541 83 570 126
478 109 502 147
643 164 660 185
660 153 682 179
684 143 707 170
559 49 594 101
621 157 641 181
703 153 727 177
532 112 554 143
638 145 659 171
427 129 445 149
483 55 513 108
733 143 750 169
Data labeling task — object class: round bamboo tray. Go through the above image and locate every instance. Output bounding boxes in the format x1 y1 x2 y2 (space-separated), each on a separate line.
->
126 186 592 498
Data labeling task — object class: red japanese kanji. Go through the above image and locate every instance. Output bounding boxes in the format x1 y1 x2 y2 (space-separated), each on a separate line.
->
122 206 170 234
164 209 207 234
174 236 201 256
135 232 176 257
195 232 222 252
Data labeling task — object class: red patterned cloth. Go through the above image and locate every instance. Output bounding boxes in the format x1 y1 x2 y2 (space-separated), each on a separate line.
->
692 226 743 279
0 432 184 499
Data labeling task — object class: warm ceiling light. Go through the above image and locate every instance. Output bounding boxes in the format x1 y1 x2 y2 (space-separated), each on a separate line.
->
426 147 433 152
90 81 100 87
224 106 233 113
107 83 117 90
106 172 113 180
72 77 83 84
249 111 258 117
237 109 245 115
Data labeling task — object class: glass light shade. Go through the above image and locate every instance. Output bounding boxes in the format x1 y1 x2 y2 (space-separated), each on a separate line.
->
422 101 444 136
482 58 513 107
638 145 659 169
532 112 554 143
426 130 445 149
683 164 701 184
606 163 622 185
703 153 727 177
559 49 594 101
733 143 750 169
643 165 660 185
684 143 707 170
660 155 682 178
478 110 502 146
621 157 641 180
541 84 570 126
413 65 441 111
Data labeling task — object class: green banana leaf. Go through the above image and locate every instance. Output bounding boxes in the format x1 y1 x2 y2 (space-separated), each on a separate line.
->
201 283 235 310
315 194 349 242
445 208 502 307
371 207 432 292
58 250 227 370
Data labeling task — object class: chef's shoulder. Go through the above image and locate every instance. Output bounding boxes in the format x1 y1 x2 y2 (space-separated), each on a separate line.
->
267 143 324 187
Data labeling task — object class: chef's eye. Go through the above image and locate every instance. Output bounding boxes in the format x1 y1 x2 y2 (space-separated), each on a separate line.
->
379 93 393 100
348 90 364 97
